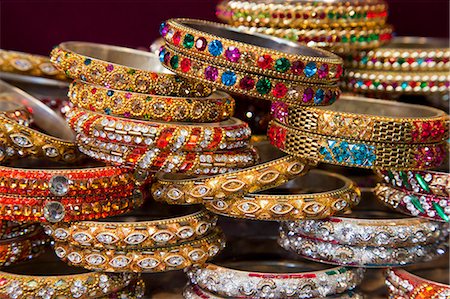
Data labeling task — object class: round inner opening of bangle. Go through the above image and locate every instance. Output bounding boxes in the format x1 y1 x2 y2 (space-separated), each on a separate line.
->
4 255 89 275
179 20 329 58
0 98 24 112
387 37 449 49
341 210 411 220
216 259 333 273
411 265 450 285
61 42 172 74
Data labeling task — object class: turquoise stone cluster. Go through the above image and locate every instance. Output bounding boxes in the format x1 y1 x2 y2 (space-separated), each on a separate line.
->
319 140 376 167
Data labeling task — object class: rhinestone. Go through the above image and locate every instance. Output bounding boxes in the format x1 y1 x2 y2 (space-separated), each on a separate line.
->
49 175 71 196
137 258 160 269
165 255 185 267
73 232 92 244
109 256 130 268
96 233 119 244
152 231 173 243
10 134 33 147
86 254 106 265
43 201 65 223
177 227 194 239
55 247 66 258
67 252 82 264
54 228 69 239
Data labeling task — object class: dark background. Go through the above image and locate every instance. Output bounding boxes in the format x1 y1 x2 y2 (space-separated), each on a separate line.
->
1 0 449 56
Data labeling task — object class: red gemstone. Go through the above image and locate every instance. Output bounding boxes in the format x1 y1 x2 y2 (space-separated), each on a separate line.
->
272 83 288 98
407 58 415 64
267 124 286 149
317 64 329 79
172 31 182 45
195 37 207 51
291 60 305 75
239 76 255 90
335 65 343 78
180 58 191 72
156 128 175 149
91 88 97 94
257 54 274 69
421 122 432 141
431 121 446 140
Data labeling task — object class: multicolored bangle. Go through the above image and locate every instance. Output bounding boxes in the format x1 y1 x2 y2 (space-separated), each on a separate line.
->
378 169 450 197
345 37 450 71
375 183 450 222
216 0 388 29
68 80 235 123
50 42 213 97
160 19 343 84
271 95 449 144
160 45 341 105
54 228 225 273
67 107 251 152
187 260 364 298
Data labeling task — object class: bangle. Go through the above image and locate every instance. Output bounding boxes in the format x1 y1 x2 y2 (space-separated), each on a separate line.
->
0 222 41 240
282 210 448 247
67 107 251 152
268 120 447 170
0 80 79 163
187 259 364 298
151 143 309 205
0 161 142 223
160 45 341 106
50 42 213 97
44 204 218 249
279 230 448 267
377 169 450 197
53 228 225 272
271 95 449 144
216 0 388 29
68 80 235 122
160 19 343 84
236 25 393 54
375 183 450 222
77 132 259 174
0 97 33 126
346 37 450 71
0 261 138 299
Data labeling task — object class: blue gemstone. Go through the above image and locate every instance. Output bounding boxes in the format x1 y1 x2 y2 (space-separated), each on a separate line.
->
84 58 92 65
303 62 317 77
104 108 111 115
159 22 166 35
349 143 377 166
314 89 325 104
416 58 424 65
221 70 237 86
80 75 87 81
319 146 333 161
208 40 223 56
356 80 364 87
331 141 351 163
401 81 408 89
107 90 114 97
159 49 166 62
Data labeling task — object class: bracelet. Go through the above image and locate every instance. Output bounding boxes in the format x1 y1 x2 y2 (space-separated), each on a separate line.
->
216 0 388 29
268 120 447 170
271 95 449 144
160 45 341 105
50 42 213 97
44 203 218 249
346 37 450 71
279 230 448 267
236 25 393 54
378 169 450 197
0 261 138 299
77 132 259 174
0 98 33 126
187 259 364 298
343 69 450 95
160 19 343 84
54 228 225 272
281 210 448 247
151 143 309 205
375 183 450 222
0 222 41 240
68 80 235 122
67 107 251 152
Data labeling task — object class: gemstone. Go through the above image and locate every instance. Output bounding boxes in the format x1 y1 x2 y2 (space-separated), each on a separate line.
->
302 87 314 102
415 173 430 192
138 258 159 269
257 54 273 69
43 146 59 158
43 201 65 223
86 254 106 265
271 101 288 122
180 58 191 72
208 40 223 56
410 195 425 213
67 252 82 264
54 228 69 239
172 31 181 45
159 22 169 36
304 62 317 77
170 55 179 69
291 60 305 75
124 233 147 245
158 48 166 62
109 256 130 268
274 58 291 72
272 83 288 98
96 233 119 244
177 227 194 239
12 58 32 71
73 232 92 243
49 175 71 196
433 202 449 222
256 78 272 95
314 89 325 104
183 34 195 48
318 64 329 79
152 231 173 243
239 76 255 90
221 70 237 86
195 37 207 51
70 280 87 298
165 255 185 267
225 46 240 62
204 66 218 81
10 134 33 147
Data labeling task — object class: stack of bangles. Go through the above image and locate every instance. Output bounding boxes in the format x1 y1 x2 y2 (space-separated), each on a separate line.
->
279 192 449 267
215 0 392 54
43 201 225 273
50 41 258 176
343 37 450 103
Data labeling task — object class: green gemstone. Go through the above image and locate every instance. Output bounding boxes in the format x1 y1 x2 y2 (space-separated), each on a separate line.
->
361 56 369 64
415 173 430 192
373 81 381 87
433 202 449 222
350 35 357 43
338 267 348 273
325 270 337 275
183 34 195 49
327 12 335 19
399 171 411 189
387 171 394 181
27 280 38 289
128 69 136 75
397 58 405 65
256 78 272 95
145 96 152 102
274 58 291 72
54 279 68 288
410 195 425 213
420 82 428 88
170 55 179 69
342 36 348 43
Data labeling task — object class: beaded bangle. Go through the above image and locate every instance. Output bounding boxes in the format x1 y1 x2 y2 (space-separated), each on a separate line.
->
216 0 388 29
151 143 309 205
68 80 235 123
54 228 225 273
236 25 393 54
268 120 447 170
378 169 450 197
375 183 450 222
346 37 450 71
160 45 341 105
0 229 48 267
160 19 343 84
67 107 251 152
271 95 449 144
50 42 213 97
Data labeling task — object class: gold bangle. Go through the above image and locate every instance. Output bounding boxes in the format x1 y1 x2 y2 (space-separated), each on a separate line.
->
200 169 360 220
216 0 388 29
345 37 450 71
271 95 449 144
68 80 235 122
235 25 393 54
151 143 310 205
44 203 218 249
160 44 341 106
268 120 447 170
50 42 213 97
53 228 225 273
160 18 343 85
